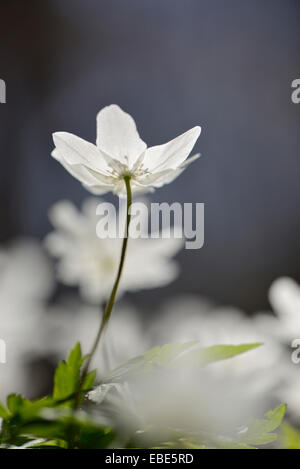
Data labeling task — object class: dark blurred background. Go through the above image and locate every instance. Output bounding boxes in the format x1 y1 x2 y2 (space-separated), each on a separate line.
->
1 0 300 313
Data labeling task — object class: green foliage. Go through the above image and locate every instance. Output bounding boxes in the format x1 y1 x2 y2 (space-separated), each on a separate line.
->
53 343 96 406
176 343 263 366
235 404 287 447
16 409 115 449
0 400 11 419
104 341 262 382
148 405 286 449
0 341 287 449
0 344 110 449
279 422 300 449
53 343 83 402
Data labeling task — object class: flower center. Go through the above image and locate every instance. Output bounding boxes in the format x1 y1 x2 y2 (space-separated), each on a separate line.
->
108 155 150 182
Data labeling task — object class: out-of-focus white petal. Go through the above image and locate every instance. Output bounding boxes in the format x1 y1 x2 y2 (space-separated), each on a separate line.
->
47 200 86 235
90 364 264 440
43 303 149 375
96 105 147 166
0 238 54 302
149 296 283 398
0 239 54 399
269 277 300 320
268 277 300 340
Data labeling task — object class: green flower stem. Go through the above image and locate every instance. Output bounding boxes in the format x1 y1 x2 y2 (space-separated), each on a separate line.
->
74 175 132 409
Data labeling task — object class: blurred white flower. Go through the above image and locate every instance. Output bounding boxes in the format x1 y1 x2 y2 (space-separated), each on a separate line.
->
46 293 285 405
256 277 300 419
278 369 300 420
0 239 54 399
43 291 291 419
149 296 284 397
45 198 183 303
267 277 300 341
89 365 263 446
0 238 53 303
43 300 149 377
52 104 201 195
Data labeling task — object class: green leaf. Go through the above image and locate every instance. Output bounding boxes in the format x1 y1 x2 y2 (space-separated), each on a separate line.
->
237 404 287 446
18 409 115 449
7 394 24 415
82 370 97 392
0 344 99 448
0 344 97 447
78 425 115 449
53 343 84 403
279 422 300 449
142 342 198 364
52 343 96 408
104 341 197 382
104 342 262 382
178 343 263 366
0 401 10 419
0 394 114 449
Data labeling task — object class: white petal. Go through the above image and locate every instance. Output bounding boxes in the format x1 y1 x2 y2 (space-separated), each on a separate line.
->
52 148 114 195
145 153 201 188
179 152 201 169
53 132 110 173
96 104 147 166
135 167 183 189
143 126 201 172
82 182 115 195
115 178 155 196
52 149 103 185
136 168 176 186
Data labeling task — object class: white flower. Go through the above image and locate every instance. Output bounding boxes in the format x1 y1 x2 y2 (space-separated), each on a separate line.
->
0 239 54 399
45 198 183 303
52 104 201 195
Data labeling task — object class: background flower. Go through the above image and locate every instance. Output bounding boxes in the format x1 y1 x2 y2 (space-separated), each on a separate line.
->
0 239 53 399
45 198 184 303
266 277 300 341
89 364 264 446
43 299 150 377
